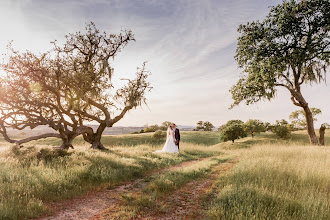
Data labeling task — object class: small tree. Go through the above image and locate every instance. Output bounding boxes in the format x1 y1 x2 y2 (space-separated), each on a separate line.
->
196 121 204 130
218 120 244 131
152 130 166 141
144 124 159 133
264 122 272 132
203 121 215 131
273 120 291 138
219 120 247 143
245 119 265 138
196 121 214 131
230 0 330 145
289 108 322 130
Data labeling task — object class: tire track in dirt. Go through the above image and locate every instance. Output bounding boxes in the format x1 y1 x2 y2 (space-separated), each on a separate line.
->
145 158 239 220
36 157 211 220
94 157 239 220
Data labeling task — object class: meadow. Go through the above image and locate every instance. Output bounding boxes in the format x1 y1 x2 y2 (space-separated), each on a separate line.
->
29 131 221 147
207 142 330 220
0 130 329 219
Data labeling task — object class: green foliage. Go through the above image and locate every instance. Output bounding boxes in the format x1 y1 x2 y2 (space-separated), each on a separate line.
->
273 126 290 139
196 121 204 130
219 120 247 143
245 119 266 137
273 120 291 138
144 124 159 133
289 108 322 129
203 121 215 131
0 23 151 149
152 130 166 141
196 121 215 131
218 120 244 132
143 121 174 132
264 122 272 131
231 0 329 109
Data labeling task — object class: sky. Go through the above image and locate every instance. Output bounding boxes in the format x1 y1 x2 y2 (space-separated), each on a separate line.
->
0 0 329 127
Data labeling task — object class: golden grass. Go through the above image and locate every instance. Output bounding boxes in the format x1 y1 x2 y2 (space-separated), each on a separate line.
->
207 142 330 220
0 142 220 220
1 130 329 219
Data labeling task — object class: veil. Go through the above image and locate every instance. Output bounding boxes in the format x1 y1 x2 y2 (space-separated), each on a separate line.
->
167 126 171 138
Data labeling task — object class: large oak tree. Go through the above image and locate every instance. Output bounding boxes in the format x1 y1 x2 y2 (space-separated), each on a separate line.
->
0 23 151 149
230 0 329 145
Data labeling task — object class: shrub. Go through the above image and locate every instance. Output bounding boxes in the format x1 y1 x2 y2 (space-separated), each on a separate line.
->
144 124 159 133
152 130 166 141
273 125 290 138
272 120 291 138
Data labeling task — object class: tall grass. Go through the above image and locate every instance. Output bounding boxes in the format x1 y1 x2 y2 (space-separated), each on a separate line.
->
1 130 329 219
207 144 330 220
0 143 218 220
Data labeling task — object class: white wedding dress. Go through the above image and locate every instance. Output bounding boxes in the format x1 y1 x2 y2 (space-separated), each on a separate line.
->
154 128 179 153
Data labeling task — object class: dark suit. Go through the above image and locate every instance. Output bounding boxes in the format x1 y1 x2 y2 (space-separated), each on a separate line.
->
174 128 180 150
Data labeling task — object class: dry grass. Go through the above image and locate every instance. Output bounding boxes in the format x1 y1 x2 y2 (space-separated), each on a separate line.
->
0 142 220 220
207 142 330 220
1 130 329 219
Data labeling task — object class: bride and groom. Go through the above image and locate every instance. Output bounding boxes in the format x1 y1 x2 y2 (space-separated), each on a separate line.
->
154 123 180 153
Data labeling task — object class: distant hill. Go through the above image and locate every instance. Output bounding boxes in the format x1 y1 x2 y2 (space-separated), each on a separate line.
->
177 125 195 131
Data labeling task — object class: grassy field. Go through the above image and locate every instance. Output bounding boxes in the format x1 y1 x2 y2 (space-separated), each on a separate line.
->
0 140 221 220
207 145 330 220
0 130 329 219
206 131 330 220
27 131 221 147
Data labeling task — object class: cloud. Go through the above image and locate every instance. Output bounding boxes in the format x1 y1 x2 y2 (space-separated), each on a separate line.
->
0 0 329 127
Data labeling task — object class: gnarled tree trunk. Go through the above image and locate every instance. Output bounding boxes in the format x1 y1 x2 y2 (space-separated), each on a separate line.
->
59 132 77 150
59 139 74 149
289 88 318 145
83 123 107 150
303 106 318 145
319 124 326 146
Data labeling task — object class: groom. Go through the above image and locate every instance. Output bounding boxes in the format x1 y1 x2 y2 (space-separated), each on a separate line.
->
173 123 180 151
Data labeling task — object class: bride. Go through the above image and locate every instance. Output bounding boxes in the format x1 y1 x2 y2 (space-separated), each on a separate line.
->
154 125 179 153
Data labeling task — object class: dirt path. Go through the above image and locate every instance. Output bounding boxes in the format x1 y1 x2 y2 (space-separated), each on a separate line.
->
146 158 239 219
36 157 211 220
93 158 239 220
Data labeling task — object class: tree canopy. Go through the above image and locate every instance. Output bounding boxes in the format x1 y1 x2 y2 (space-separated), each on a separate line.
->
245 119 266 137
230 0 329 145
289 108 322 129
219 120 247 143
196 121 215 131
0 23 151 149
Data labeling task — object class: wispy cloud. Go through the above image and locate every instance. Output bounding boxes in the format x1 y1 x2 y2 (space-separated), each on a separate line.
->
0 0 328 126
